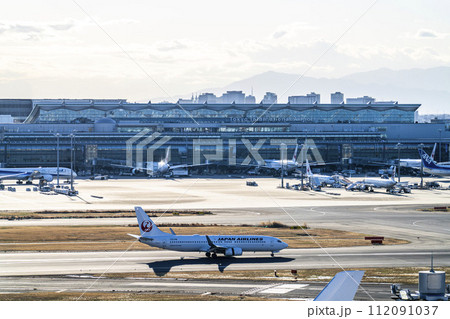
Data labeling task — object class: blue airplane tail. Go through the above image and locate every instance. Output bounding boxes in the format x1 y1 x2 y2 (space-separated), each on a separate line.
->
418 148 439 169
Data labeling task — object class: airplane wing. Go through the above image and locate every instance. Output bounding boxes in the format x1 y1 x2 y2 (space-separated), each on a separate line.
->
0 171 36 180
170 163 212 170
205 235 228 254
304 161 340 166
0 173 26 180
314 270 365 301
111 163 151 173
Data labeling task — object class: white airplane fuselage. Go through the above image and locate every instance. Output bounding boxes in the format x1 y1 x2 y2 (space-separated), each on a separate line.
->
133 206 288 257
0 167 76 181
362 177 396 188
139 234 287 253
264 159 298 171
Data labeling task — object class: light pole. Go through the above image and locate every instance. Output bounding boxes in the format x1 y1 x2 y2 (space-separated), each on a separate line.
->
70 133 75 192
280 143 285 188
54 133 60 187
419 143 424 189
300 143 304 190
438 129 442 162
396 142 402 182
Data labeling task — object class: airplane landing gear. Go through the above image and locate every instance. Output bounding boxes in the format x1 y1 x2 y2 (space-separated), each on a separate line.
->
206 252 211 258
271 252 275 257
16 180 23 185
212 253 217 259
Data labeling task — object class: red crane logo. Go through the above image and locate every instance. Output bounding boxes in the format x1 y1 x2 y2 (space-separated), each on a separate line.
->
141 220 153 232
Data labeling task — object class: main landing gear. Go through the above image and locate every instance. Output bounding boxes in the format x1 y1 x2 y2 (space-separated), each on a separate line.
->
205 252 217 258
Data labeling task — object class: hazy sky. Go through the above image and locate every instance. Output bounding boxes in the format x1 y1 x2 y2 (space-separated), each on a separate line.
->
0 0 449 101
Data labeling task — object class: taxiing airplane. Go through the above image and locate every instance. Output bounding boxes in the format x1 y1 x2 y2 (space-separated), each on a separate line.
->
129 207 288 258
0 167 76 184
419 148 450 176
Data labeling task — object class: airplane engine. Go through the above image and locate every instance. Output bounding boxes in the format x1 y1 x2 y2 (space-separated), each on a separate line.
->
41 175 54 182
132 168 138 175
224 247 243 256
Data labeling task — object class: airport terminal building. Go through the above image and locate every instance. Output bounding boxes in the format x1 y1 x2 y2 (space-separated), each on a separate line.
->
0 93 449 173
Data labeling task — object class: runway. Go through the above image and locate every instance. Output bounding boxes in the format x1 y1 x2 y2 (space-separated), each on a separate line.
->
0 275 397 300
1 178 449 300
2 246 449 276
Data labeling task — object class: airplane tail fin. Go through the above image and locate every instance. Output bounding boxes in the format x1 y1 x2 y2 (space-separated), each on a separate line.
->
431 143 437 161
292 144 299 162
314 270 364 301
164 146 171 164
305 158 313 177
419 148 439 169
135 206 167 237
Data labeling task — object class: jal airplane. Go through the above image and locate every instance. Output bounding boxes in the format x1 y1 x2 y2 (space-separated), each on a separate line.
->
129 207 288 258
0 167 76 184
419 148 450 176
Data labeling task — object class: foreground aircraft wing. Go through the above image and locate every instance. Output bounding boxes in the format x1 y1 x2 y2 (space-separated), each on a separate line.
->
314 270 365 301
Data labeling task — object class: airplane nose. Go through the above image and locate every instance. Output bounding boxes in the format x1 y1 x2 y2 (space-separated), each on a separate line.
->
73 171 77 178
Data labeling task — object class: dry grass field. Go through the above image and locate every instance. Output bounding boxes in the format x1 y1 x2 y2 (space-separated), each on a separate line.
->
0 223 408 251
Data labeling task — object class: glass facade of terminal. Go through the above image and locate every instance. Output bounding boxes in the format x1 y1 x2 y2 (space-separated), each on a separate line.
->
37 103 417 125
1 99 445 173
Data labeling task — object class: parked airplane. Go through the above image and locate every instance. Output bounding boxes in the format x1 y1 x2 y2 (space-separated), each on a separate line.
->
259 144 299 172
305 158 337 187
346 173 399 193
419 148 450 176
371 144 436 170
400 143 437 169
0 167 76 184
114 147 209 177
129 207 288 257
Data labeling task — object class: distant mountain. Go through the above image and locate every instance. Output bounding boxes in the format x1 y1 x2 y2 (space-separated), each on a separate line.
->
341 67 450 92
194 67 450 114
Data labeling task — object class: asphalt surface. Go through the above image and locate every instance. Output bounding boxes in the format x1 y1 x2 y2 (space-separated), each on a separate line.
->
0 275 399 301
1 178 449 300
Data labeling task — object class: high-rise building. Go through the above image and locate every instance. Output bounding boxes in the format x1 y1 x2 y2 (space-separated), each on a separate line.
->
245 95 256 104
346 96 375 104
262 92 277 104
198 93 217 104
220 91 245 104
331 92 344 104
288 92 320 104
